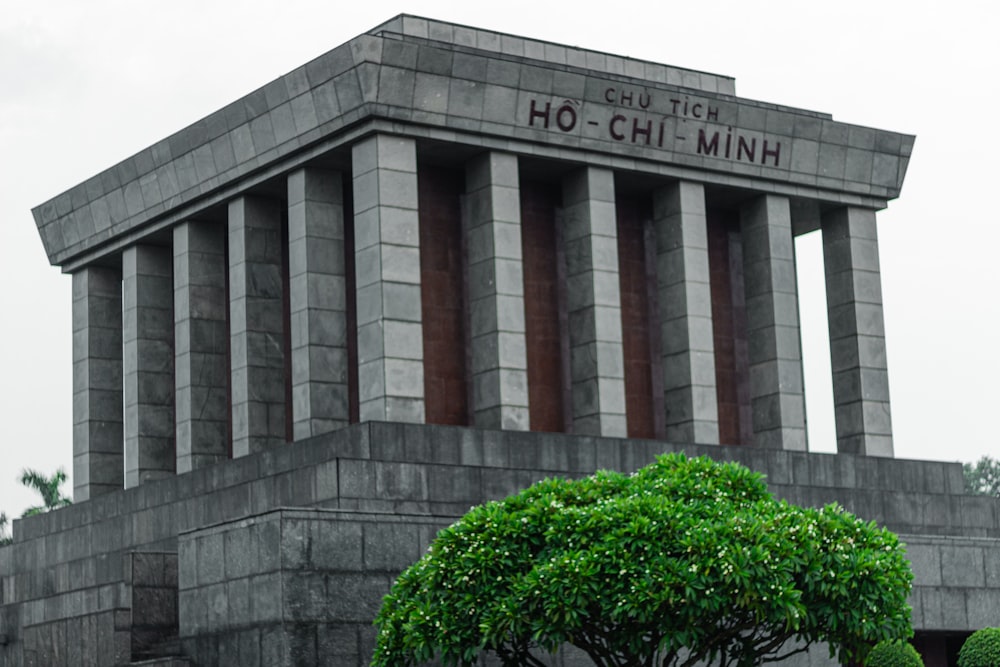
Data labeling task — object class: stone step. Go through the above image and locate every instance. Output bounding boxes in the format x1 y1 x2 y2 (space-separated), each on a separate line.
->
129 635 185 665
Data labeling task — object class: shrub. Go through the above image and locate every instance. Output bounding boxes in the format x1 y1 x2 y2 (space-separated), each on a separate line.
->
867 640 923 667
959 628 1000 667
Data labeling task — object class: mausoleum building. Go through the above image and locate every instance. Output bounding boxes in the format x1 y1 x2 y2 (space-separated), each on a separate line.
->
0 15 993 667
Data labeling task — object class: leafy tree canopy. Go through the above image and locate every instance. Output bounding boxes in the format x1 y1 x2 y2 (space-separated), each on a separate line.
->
963 457 1000 497
373 454 913 667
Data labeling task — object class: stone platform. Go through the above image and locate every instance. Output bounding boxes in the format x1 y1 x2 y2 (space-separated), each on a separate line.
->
0 422 994 665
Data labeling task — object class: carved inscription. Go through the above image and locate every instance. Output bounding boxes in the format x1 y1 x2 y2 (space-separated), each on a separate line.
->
523 85 783 168
696 128 781 167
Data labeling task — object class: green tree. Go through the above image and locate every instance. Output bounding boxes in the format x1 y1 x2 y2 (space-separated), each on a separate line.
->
963 457 1000 497
19 468 72 517
372 454 913 667
0 512 11 546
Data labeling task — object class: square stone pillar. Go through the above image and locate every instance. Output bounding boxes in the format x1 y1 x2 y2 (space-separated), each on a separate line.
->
464 152 529 430
560 167 627 437
653 181 720 444
288 168 349 439
174 221 228 473
822 206 893 456
72 266 123 501
229 196 286 456
351 134 425 423
123 245 175 487
740 194 807 449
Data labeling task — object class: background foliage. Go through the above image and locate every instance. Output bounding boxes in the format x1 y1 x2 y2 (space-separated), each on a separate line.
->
963 457 1000 497
18 468 72 516
373 454 913 667
0 468 72 546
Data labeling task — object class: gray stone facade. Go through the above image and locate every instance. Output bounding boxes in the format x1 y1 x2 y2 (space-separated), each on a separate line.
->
5 13 975 667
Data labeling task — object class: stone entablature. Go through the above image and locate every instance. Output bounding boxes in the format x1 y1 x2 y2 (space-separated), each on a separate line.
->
32 15 911 269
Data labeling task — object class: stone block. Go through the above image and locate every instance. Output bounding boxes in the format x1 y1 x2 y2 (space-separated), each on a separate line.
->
941 545 986 587
906 543 943 587
303 520 361 572
362 523 422 571
325 573 391 623
337 459 376 500
223 529 253 581
248 572 282 624
375 461 427 501
963 588 998 630
283 571 327 624
937 588 969 630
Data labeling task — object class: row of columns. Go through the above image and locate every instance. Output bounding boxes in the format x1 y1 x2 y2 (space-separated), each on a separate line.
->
71 133 893 501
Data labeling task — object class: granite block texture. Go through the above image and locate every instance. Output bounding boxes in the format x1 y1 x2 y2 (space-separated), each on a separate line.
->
822 205 893 456
174 221 229 474
740 194 807 450
464 152 530 431
123 244 176 488
228 196 287 456
288 167 350 439
560 167 627 437
653 180 719 444
352 134 425 424
72 265 124 502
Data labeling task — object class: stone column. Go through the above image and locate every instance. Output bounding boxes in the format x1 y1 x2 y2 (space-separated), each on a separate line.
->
822 206 893 456
123 245 175 487
352 134 424 423
72 266 123 501
174 222 228 473
740 194 807 449
464 152 530 430
229 196 286 456
560 167 627 437
653 181 720 444
288 168 349 439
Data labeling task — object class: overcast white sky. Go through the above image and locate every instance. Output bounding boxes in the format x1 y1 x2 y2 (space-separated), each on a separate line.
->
1 0 997 520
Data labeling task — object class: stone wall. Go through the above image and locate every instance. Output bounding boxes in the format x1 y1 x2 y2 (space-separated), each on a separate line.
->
0 422 994 665
178 510 449 665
